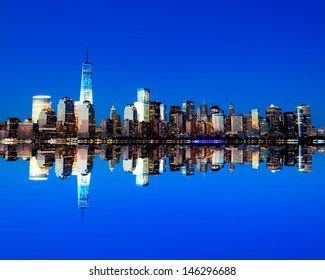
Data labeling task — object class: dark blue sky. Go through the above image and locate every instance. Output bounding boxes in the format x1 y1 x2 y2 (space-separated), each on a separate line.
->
1 0 324 128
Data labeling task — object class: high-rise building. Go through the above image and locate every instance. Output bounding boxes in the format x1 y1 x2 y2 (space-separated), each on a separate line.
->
296 104 312 138
57 96 76 133
134 88 150 122
77 101 96 138
266 104 283 135
124 105 137 121
149 101 161 122
229 102 234 116
79 49 93 104
6 118 21 138
211 113 224 133
110 105 117 120
159 104 167 122
251 108 259 134
137 88 150 102
283 112 296 138
18 119 36 140
231 114 244 134
169 106 181 124
32 95 51 123
182 100 195 121
38 108 57 130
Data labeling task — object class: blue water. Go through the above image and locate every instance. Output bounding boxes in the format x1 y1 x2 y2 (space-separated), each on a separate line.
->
0 146 324 260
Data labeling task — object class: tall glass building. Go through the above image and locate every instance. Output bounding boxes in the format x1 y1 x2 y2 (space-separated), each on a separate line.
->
79 50 93 104
77 101 96 138
296 104 312 138
57 96 76 133
134 88 150 122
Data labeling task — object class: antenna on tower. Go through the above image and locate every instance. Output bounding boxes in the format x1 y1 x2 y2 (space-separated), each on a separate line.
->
86 45 89 63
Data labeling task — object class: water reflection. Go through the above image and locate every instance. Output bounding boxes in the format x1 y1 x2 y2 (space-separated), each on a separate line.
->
0 144 324 211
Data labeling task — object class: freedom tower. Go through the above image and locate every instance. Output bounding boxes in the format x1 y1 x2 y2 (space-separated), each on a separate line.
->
79 49 93 104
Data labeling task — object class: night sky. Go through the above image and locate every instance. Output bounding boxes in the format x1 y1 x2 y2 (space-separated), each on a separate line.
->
1 0 324 128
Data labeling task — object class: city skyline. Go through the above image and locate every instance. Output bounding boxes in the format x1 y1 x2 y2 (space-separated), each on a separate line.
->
0 53 324 141
1 1 325 130
0 50 324 141
1 0 325 262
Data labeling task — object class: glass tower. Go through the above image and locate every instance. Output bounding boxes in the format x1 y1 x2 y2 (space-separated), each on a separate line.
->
79 50 93 104
134 88 150 122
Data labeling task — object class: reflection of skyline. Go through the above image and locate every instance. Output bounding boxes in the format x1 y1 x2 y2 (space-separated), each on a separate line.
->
0 143 323 220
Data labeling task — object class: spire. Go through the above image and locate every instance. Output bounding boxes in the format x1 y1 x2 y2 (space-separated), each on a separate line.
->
85 46 89 63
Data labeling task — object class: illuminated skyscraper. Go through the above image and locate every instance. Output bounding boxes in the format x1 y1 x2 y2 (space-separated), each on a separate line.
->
137 88 150 103
57 96 76 133
251 108 259 133
159 104 167 122
110 105 117 120
182 100 195 121
231 114 244 134
124 105 137 121
134 88 150 122
283 112 296 138
296 104 312 138
229 102 234 116
38 108 56 128
77 101 96 138
212 113 224 133
79 49 93 104
266 104 283 135
32 95 51 123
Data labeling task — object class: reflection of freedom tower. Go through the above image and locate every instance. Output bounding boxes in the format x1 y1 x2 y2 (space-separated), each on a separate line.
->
73 145 94 216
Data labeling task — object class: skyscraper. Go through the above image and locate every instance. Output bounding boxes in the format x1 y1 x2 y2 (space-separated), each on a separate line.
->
124 105 137 121
231 114 244 134
77 101 96 138
182 100 195 121
212 113 224 133
159 104 167 122
266 104 283 135
283 112 296 138
134 88 150 122
57 96 76 133
79 49 93 104
296 104 312 138
32 95 51 123
251 108 259 133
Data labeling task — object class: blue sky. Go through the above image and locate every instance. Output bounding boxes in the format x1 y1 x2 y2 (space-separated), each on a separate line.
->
1 0 324 128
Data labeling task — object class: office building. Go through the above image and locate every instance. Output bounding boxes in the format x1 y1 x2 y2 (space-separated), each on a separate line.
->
79 49 93 104
57 96 76 134
182 100 195 121
32 95 51 123
77 101 96 138
266 104 283 135
251 108 259 134
211 113 224 133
